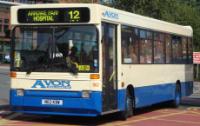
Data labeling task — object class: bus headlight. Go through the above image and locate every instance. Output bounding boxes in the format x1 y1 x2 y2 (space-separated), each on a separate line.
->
82 90 90 98
16 89 24 96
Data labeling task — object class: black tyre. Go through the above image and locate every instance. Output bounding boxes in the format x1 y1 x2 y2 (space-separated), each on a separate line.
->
119 89 134 120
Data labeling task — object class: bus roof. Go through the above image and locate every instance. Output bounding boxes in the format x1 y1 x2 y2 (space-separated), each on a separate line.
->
11 3 192 37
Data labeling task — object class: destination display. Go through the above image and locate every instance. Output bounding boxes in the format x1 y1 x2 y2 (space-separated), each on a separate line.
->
17 8 90 23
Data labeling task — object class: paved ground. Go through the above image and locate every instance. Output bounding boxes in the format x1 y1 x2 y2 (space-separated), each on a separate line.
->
180 81 200 106
0 106 200 126
0 65 10 106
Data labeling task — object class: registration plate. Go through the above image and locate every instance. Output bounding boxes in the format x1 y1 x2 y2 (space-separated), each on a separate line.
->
42 99 63 106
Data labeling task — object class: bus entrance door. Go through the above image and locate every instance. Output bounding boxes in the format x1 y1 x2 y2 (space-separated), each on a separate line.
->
102 22 118 112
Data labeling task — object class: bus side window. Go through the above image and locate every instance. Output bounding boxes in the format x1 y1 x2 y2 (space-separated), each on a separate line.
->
154 32 165 64
121 26 131 63
172 36 182 64
166 34 172 63
139 30 153 64
182 37 188 63
188 38 193 63
121 25 139 64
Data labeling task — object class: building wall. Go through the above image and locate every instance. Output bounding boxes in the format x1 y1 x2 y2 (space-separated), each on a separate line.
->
0 4 10 63
0 0 35 63
1 0 36 4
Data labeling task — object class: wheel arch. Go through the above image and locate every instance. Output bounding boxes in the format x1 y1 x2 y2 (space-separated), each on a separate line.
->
176 80 181 86
176 80 182 92
126 84 135 106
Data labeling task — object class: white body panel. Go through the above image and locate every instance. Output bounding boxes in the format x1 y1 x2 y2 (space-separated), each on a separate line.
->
11 72 102 91
120 65 193 89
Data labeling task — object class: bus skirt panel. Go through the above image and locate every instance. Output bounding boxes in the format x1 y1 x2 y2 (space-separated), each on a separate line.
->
134 81 193 108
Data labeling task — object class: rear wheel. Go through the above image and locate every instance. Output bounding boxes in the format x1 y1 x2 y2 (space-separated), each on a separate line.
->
119 89 134 120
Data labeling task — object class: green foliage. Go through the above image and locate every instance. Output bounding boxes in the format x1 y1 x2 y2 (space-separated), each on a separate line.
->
59 0 93 3
113 0 200 51
79 0 93 3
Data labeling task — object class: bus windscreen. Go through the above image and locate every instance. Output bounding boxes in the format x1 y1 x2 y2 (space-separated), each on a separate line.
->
17 8 90 23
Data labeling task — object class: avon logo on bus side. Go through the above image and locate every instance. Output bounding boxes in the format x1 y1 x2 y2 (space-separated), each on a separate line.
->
102 10 119 19
32 80 71 89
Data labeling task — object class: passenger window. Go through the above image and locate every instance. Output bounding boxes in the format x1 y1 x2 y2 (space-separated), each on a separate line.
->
165 34 172 63
140 30 153 64
172 36 182 63
154 32 165 63
121 25 139 64
121 26 191 64
188 38 193 63
182 37 188 63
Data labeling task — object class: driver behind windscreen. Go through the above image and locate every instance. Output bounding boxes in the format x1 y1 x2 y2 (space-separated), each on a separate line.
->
65 40 79 70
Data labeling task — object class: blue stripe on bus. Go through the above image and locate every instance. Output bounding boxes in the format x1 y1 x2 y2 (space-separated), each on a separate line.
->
134 83 175 108
11 106 100 117
25 90 82 97
10 81 193 116
118 89 126 111
134 81 193 108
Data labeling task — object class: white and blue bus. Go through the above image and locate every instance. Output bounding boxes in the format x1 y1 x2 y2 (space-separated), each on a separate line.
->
10 4 193 119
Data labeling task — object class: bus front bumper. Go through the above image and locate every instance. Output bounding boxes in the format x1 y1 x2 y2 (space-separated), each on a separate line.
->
10 90 102 117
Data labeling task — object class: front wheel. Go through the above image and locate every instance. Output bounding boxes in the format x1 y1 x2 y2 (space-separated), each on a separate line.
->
118 90 134 120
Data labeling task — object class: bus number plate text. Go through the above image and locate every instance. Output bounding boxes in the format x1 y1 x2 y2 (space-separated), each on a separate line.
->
42 99 63 106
